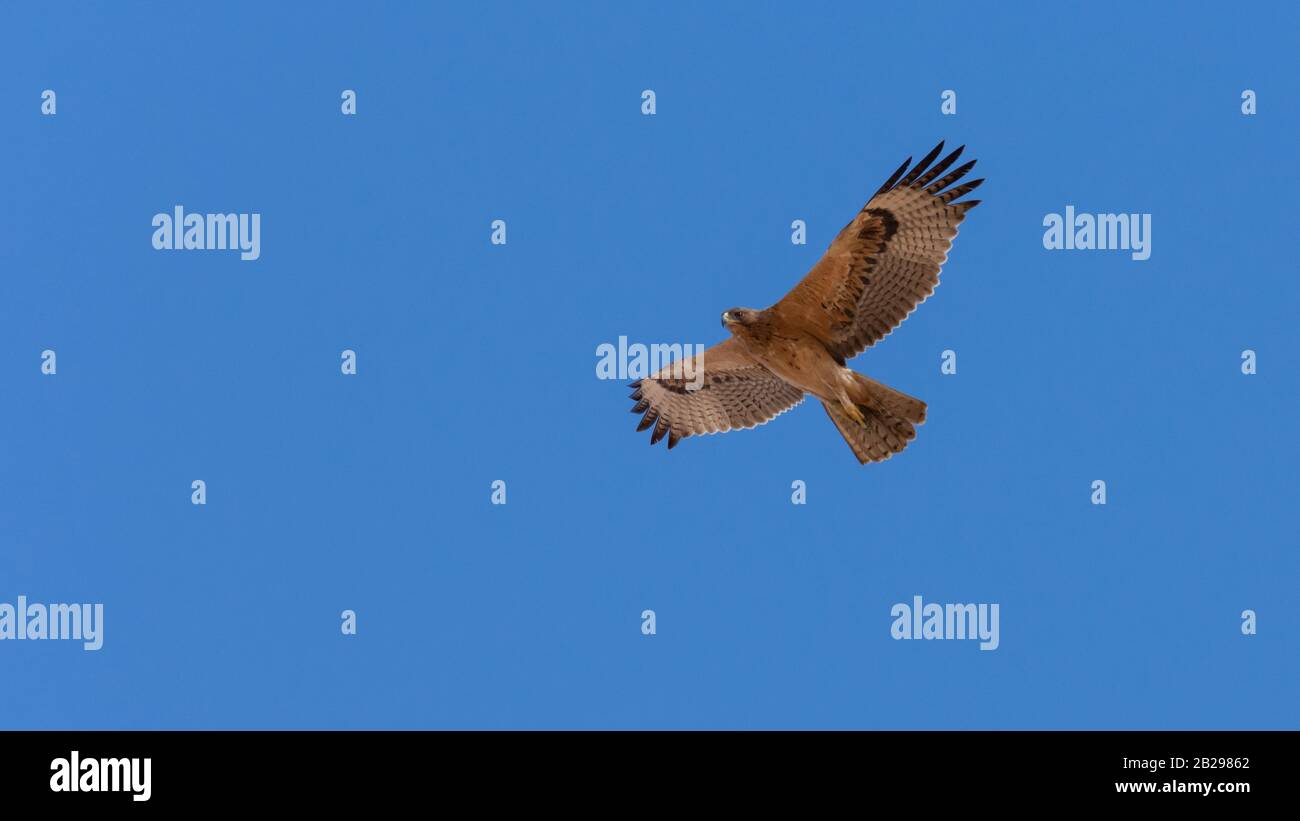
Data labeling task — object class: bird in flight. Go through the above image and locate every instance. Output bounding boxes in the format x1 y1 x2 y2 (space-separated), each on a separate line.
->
627 141 982 463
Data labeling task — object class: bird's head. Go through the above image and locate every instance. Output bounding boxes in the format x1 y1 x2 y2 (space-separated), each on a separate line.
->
721 307 759 330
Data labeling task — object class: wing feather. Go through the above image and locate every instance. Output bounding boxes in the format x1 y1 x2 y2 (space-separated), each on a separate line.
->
628 337 804 449
770 141 982 362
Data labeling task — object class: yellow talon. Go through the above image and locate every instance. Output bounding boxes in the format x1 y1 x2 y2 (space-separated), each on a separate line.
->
841 400 867 426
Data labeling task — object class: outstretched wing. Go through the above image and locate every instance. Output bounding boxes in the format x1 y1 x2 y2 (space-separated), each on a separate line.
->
628 337 804 449
770 141 982 362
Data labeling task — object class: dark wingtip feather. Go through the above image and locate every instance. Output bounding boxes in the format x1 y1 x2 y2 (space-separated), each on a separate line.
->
898 141 945 186
925 159 977 195
630 399 650 414
636 410 657 432
912 144 964 189
667 431 682 449
941 177 984 204
873 156 912 198
650 419 670 445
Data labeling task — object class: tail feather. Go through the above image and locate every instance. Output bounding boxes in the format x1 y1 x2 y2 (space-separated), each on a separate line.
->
824 373 927 464
851 372 927 425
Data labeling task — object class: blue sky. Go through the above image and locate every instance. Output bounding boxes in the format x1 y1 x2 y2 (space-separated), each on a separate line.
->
1 2 1297 728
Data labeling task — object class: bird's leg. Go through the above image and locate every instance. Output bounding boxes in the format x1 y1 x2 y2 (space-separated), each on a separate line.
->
837 391 866 426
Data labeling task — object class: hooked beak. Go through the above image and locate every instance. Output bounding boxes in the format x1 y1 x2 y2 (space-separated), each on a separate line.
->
721 311 735 326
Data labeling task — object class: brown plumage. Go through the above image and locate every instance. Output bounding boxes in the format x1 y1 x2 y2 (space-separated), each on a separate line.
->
628 141 982 463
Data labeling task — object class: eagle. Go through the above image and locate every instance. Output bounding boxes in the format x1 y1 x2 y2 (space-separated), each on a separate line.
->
627 141 982 464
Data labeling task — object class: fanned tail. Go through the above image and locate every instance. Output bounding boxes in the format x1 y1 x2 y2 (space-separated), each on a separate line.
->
823 373 926 464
